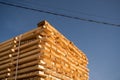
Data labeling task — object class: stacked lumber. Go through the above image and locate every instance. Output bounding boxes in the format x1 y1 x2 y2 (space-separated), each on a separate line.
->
0 20 89 80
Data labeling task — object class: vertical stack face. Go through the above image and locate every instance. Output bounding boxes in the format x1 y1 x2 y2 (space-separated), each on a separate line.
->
0 20 89 80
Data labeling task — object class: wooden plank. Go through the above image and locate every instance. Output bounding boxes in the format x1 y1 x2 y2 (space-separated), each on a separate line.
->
0 48 40 65
0 44 39 60
47 33 87 64
45 36 88 68
0 73 9 79
39 22 88 63
0 50 12 59
0 44 13 52
0 68 11 75
42 52 87 78
43 52 88 78
47 49 89 74
14 39 39 51
0 53 42 70
0 38 14 47
0 39 39 57
44 68 72 80
5 65 45 76
0 60 39 75
6 71 46 80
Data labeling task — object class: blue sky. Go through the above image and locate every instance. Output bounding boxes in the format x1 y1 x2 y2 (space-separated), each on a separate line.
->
0 0 120 80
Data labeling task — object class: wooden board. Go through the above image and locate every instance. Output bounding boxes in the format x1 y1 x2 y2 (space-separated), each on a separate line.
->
0 20 89 80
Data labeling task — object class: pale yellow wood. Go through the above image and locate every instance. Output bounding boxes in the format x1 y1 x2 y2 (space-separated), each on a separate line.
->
0 20 89 80
0 53 42 70
0 60 39 75
0 49 41 65
0 50 12 58
44 68 72 80
7 71 46 80
0 45 39 60
0 38 14 47
0 45 13 52
14 39 39 51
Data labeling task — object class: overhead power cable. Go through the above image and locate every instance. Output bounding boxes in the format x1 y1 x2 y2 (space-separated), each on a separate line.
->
0 1 120 27
20 0 120 20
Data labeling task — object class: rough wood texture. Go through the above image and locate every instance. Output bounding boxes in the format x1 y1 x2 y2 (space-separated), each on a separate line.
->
0 20 89 80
